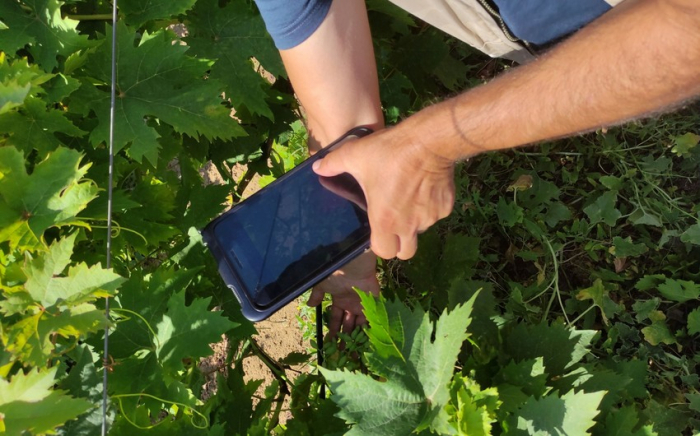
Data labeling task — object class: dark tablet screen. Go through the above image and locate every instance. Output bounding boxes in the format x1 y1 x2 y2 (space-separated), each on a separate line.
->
212 164 369 308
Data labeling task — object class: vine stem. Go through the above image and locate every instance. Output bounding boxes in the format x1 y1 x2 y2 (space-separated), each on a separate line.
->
112 393 209 429
66 14 113 21
542 237 571 325
109 308 161 348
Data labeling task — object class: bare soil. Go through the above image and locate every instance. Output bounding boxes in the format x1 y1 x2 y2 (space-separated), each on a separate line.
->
197 162 309 422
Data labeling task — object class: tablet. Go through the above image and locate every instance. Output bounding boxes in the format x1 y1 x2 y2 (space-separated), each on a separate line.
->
201 127 372 321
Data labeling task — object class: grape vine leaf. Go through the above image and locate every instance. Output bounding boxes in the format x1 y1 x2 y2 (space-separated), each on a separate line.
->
599 406 658 436
184 0 285 120
107 350 199 422
647 399 690 436
0 96 86 157
0 367 92 436
0 146 97 251
155 290 238 372
108 267 201 358
59 344 112 435
321 293 477 435
5 303 111 367
120 0 198 28
495 358 548 407
508 390 606 436
73 22 244 165
22 233 124 308
0 0 92 72
504 322 597 378
446 375 500 436
0 55 53 114
115 179 180 251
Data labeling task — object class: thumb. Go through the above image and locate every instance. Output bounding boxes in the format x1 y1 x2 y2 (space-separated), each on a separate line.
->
312 149 347 177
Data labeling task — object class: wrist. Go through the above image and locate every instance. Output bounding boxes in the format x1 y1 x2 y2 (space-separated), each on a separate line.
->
401 98 483 164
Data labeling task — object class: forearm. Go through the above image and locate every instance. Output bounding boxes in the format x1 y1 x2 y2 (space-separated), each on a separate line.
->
279 0 383 150
415 0 700 160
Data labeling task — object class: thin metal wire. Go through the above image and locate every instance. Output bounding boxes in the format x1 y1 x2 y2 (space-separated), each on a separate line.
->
102 0 118 434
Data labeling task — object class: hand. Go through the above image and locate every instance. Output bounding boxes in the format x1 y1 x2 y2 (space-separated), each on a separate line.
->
307 250 379 338
312 125 456 259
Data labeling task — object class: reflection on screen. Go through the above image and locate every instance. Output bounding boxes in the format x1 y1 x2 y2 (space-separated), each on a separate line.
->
213 165 369 308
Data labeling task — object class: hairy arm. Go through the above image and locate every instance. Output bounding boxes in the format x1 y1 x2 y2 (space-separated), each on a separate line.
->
314 0 700 259
427 0 700 159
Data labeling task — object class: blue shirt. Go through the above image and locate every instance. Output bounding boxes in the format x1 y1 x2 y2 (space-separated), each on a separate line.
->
254 0 332 50
254 0 612 50
493 0 612 45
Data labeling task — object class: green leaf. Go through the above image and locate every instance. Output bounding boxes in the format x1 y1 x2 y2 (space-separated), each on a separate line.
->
497 197 524 227
680 223 700 245
177 180 229 231
687 308 700 335
657 278 700 303
155 290 238 372
0 367 92 436
404 229 441 293
628 208 663 227
495 358 548 403
0 56 53 114
611 236 649 258
504 323 597 378
599 406 658 436
108 267 201 358
599 175 623 191
185 0 285 119
0 0 92 72
74 22 244 165
322 293 477 435
641 318 677 346
0 146 97 251
671 132 699 157
434 54 469 91
5 303 110 366
584 191 621 226
509 390 606 436
23 233 124 308
631 298 660 323
0 96 86 157
390 30 449 90
576 279 618 325
635 274 666 291
447 375 500 435
544 202 571 227
120 0 198 28
43 73 81 103
647 399 690 436
687 393 700 413
447 280 498 343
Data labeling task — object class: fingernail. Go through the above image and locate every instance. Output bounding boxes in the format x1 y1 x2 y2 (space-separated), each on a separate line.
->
312 160 320 171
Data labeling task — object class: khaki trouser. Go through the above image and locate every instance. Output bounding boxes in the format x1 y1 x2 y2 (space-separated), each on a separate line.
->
388 0 625 63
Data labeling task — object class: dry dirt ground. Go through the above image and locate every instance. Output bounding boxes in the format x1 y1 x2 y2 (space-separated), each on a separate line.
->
198 162 310 423
171 18 310 418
